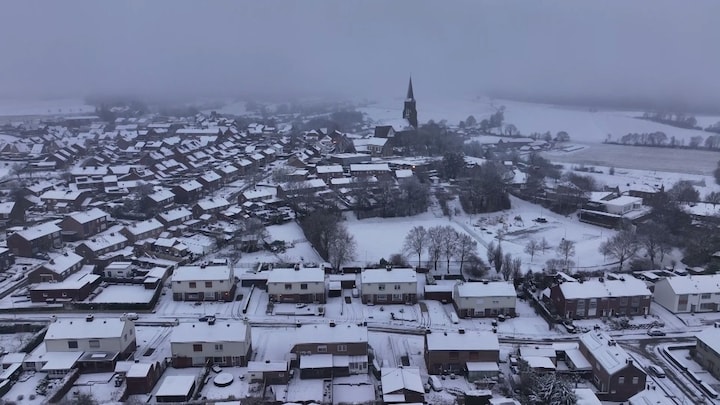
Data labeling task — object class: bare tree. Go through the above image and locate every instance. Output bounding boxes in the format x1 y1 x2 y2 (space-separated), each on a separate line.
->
327 223 357 272
455 233 478 272
501 252 513 281
539 237 551 253
439 226 459 273
599 230 640 270
556 239 576 269
511 257 523 280
706 191 720 207
524 239 539 261
427 226 444 271
403 226 428 268
491 243 504 275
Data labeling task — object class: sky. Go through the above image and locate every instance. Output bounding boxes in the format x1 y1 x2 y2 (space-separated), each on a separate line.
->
1 1 719 111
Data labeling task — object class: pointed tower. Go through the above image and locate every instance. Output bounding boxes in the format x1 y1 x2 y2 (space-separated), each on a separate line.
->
402 76 418 129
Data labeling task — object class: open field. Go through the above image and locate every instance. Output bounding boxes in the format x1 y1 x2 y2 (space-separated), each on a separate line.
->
544 143 720 176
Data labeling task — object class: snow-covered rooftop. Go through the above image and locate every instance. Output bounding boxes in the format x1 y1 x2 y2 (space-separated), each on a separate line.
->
558 278 651 299
66 208 108 224
171 265 233 282
267 267 324 284
360 267 417 284
45 317 132 341
425 330 499 352
41 251 83 274
170 321 248 344
659 274 720 295
454 281 516 298
578 331 632 375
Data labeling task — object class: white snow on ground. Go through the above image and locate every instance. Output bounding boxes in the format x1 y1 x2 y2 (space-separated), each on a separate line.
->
345 195 616 273
88 285 156 304
361 98 720 145
0 98 94 117
0 332 34 353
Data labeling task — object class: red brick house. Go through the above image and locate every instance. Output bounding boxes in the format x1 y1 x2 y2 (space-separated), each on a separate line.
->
7 222 62 257
29 268 100 303
59 208 110 240
27 252 84 284
424 330 499 375
547 277 652 320
579 331 647 401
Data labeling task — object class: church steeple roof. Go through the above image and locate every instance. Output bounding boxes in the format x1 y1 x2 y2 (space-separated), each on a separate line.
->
406 76 414 101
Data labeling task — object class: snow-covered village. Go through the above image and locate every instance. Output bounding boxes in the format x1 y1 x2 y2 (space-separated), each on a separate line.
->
2 2 720 405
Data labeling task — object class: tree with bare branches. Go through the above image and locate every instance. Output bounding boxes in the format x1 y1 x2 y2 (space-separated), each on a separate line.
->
403 226 427 268
524 239 539 261
455 233 478 272
599 230 640 270
327 223 357 272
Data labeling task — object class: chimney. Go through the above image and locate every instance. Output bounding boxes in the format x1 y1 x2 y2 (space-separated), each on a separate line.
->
294 263 300 271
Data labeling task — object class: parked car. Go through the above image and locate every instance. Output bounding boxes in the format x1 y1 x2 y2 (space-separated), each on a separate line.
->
647 328 666 337
123 313 139 321
562 320 576 334
428 376 443 391
648 364 665 378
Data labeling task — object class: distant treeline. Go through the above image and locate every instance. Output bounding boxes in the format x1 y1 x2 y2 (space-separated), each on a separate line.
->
639 111 720 134
607 130 720 151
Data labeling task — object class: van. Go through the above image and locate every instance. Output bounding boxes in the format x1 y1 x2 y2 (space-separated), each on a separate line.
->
449 313 460 324
648 365 665 378
428 376 443 392
352 288 359 298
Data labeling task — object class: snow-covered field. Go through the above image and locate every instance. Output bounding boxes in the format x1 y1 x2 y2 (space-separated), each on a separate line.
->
344 195 618 273
361 97 720 146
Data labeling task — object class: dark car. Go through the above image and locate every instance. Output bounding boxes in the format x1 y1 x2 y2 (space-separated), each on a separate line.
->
235 294 244 301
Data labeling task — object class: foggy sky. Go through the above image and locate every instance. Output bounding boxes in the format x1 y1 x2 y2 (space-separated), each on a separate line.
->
2 0 719 111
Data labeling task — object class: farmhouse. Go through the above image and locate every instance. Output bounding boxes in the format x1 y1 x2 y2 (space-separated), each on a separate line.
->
267 266 326 304
171 264 235 302
424 330 500 375
653 274 720 313
360 267 417 304
578 331 646 401
547 277 651 319
170 321 252 368
453 281 517 318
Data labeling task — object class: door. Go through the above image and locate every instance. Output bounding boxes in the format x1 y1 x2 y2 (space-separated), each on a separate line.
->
588 299 597 317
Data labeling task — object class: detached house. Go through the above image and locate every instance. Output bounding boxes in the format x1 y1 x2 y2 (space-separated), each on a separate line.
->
653 274 720 313
170 321 252 368
267 266 325 304
579 331 646 401
171 264 235 302
453 281 517 318
547 277 652 319
59 208 110 240
7 221 62 257
360 267 417 304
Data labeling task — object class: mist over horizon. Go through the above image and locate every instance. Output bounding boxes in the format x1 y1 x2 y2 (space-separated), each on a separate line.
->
2 1 720 113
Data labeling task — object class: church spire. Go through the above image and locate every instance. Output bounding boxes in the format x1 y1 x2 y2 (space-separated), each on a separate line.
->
406 76 415 101
402 76 418 128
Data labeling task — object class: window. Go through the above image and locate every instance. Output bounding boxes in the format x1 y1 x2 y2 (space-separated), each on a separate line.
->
632 376 639 384
189 282 197 288
702 293 712 299
68 341 78 349
618 376 625 384
378 284 386 291
300 283 308 290
317 345 328 353
284 283 292 290
394 284 401 290
337 344 347 352
205 281 212 288
215 344 224 351
193 344 203 352
89 339 100 348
